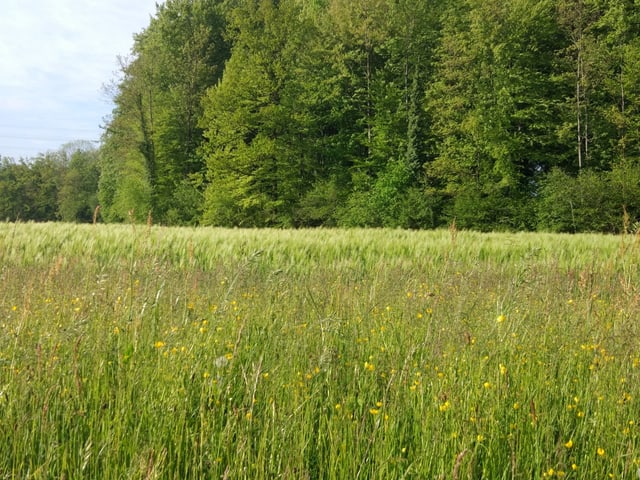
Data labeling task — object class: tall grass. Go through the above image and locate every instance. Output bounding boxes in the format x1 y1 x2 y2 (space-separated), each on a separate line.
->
1 222 639 478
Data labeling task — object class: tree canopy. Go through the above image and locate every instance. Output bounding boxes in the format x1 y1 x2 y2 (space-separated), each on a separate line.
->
5 0 640 232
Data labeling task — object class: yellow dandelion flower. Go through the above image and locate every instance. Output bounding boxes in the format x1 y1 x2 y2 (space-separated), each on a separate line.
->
335 403 341 410
499 364 507 375
154 341 165 348
476 434 484 442
496 314 506 323
564 439 573 448
364 361 375 371
571 463 578 471
597 447 605 456
483 381 492 389
439 401 451 412
370 408 380 415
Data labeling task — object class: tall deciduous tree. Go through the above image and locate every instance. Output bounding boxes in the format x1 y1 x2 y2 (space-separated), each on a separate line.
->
200 0 327 226
426 0 563 230
99 0 230 224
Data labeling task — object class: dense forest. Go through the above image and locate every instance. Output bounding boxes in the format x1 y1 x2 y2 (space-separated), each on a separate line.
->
3 0 640 232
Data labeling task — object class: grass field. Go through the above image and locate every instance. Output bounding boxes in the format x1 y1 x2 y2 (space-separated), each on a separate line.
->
1 222 639 479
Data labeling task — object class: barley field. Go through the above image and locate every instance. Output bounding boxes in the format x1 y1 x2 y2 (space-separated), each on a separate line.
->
1 222 639 479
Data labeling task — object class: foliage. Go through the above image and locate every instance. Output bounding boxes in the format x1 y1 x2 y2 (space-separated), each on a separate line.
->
6 0 640 231
0 143 99 223
538 161 640 233
99 0 230 224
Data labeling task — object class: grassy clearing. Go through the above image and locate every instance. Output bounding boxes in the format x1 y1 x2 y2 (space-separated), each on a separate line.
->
1 222 639 479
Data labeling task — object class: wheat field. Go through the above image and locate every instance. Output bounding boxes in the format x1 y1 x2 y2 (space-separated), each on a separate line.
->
1 222 639 479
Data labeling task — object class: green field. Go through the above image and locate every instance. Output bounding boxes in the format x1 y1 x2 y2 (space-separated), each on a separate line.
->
1 223 639 479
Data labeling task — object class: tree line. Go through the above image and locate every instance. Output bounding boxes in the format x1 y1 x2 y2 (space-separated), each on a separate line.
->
3 0 640 232
0 142 99 223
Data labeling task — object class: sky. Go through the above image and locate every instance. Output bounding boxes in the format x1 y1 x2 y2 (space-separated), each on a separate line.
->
0 0 160 160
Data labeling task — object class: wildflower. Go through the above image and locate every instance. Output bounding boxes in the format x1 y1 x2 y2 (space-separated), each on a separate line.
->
364 361 375 371
335 403 341 410
483 381 492 389
439 401 451 412
571 464 578 471
496 314 506 323
476 434 484 442
370 408 380 415
499 364 507 375
597 447 605 456
154 341 165 348
564 439 573 448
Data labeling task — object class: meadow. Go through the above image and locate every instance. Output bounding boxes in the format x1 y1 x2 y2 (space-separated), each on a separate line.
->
1 222 639 479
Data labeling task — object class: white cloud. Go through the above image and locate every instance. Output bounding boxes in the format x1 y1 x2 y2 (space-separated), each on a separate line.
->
0 0 158 158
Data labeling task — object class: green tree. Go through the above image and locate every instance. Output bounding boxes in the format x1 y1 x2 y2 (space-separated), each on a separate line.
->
99 0 230 224
426 0 563 230
57 146 100 222
537 168 621 232
201 0 327 226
